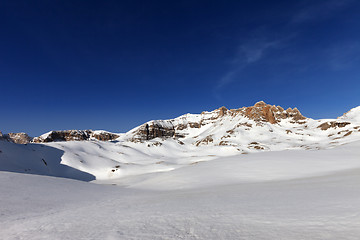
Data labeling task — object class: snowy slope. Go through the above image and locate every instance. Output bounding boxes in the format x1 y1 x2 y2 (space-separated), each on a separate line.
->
339 106 360 123
112 140 360 190
0 141 94 181
1 141 360 239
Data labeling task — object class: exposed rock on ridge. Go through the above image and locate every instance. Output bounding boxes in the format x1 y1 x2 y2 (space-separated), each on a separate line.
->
215 101 306 124
130 122 177 142
4 101 359 149
129 101 307 142
318 122 351 131
0 131 32 144
33 130 119 143
91 131 120 141
7 133 32 144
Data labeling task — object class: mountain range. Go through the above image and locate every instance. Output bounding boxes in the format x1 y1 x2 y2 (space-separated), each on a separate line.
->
1 101 360 181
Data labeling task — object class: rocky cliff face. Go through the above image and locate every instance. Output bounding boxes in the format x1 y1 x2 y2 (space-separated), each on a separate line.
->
33 130 91 143
7 133 32 144
213 101 306 124
0 131 32 144
130 122 176 142
32 130 119 143
237 101 306 123
127 101 307 142
91 131 121 141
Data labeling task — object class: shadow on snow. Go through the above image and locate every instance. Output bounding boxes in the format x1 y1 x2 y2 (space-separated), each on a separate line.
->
0 141 95 181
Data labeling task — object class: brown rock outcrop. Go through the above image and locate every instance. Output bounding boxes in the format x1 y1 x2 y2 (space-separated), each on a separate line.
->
0 131 32 144
33 130 91 143
189 122 201 128
195 135 213 146
238 101 306 124
33 130 119 143
176 122 201 131
217 106 228 117
7 133 32 144
318 122 351 131
212 101 306 123
131 123 176 142
92 132 120 141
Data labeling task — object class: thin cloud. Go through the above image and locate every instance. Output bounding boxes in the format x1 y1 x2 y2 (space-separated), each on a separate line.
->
292 0 354 24
240 39 282 64
214 0 356 97
215 37 287 91
216 68 242 89
328 42 360 70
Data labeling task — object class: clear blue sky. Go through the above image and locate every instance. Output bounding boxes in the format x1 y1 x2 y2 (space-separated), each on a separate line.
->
1 0 360 136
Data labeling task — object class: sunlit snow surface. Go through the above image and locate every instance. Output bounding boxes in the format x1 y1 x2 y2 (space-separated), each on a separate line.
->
340 106 360 123
1 140 360 239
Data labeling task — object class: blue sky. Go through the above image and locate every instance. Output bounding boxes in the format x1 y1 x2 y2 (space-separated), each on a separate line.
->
1 0 360 136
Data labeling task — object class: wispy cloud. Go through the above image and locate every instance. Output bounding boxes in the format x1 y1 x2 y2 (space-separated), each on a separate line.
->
291 0 354 24
237 39 281 64
216 68 242 89
214 0 356 97
327 42 360 70
215 36 288 92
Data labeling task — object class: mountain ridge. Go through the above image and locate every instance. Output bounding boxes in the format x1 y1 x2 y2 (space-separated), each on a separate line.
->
1 101 360 181
1 101 360 150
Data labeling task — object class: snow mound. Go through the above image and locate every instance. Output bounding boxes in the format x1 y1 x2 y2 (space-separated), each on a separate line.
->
339 106 360 123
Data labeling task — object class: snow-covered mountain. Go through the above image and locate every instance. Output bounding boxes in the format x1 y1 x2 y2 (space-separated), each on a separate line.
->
121 101 360 151
1 101 360 181
30 101 360 150
2 101 360 239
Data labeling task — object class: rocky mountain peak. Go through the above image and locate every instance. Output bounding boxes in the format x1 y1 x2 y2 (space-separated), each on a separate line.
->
217 106 228 117
254 100 267 107
234 101 306 124
210 101 306 123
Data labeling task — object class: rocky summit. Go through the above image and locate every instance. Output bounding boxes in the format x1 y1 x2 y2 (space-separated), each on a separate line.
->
236 101 306 123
